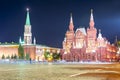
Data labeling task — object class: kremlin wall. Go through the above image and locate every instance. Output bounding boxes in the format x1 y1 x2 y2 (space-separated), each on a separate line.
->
0 9 119 62
0 8 60 61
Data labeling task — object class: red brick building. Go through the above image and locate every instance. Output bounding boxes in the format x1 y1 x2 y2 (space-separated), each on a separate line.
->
61 9 117 62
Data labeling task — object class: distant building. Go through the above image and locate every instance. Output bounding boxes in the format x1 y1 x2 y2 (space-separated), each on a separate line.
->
61 9 117 62
0 8 60 61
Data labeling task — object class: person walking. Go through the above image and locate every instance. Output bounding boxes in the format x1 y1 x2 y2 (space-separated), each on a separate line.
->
30 58 31 64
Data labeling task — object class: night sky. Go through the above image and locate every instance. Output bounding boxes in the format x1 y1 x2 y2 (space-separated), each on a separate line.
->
0 0 120 48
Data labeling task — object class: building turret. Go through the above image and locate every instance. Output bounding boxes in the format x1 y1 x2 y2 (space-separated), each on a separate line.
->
19 36 22 44
69 13 74 31
34 37 36 45
87 9 97 49
89 9 95 29
24 8 32 45
98 29 103 39
26 8 31 25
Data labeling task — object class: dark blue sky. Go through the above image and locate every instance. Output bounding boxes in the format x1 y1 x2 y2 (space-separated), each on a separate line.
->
0 0 120 48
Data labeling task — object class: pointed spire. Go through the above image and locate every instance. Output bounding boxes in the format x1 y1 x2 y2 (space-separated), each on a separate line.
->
89 9 95 28
64 37 66 42
98 29 103 39
19 36 22 44
70 13 73 23
90 9 94 21
99 29 101 33
26 8 31 25
69 13 74 31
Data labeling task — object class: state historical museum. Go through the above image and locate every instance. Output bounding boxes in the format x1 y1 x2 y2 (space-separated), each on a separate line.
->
61 10 117 62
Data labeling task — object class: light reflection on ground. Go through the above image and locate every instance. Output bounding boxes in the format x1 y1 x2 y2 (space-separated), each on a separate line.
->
0 63 120 80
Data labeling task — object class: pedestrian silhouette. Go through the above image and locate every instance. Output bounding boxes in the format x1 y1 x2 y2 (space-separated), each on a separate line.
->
30 58 31 64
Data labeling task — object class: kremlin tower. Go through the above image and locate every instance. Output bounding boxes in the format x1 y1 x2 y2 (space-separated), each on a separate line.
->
24 8 32 45
0 8 61 61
